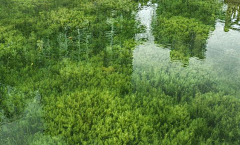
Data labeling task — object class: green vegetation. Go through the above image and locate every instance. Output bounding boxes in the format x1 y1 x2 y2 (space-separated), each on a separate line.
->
0 0 240 144
223 0 240 32
152 0 222 65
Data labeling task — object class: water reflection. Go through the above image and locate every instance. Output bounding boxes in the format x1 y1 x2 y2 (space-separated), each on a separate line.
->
133 0 240 98
152 0 222 65
224 0 240 32
135 2 157 42
206 21 240 95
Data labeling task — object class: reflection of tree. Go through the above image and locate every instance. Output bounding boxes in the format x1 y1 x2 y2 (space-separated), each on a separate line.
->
153 0 221 65
224 0 240 32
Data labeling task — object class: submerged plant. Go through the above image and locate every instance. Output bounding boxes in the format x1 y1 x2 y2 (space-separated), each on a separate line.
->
0 0 239 144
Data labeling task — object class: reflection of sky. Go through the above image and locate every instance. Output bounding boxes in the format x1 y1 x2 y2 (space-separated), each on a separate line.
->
206 20 240 72
134 3 240 96
135 2 157 42
227 4 240 30
205 20 240 93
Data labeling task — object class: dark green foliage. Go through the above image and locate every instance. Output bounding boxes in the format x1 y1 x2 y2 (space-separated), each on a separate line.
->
153 16 210 65
189 93 240 144
152 0 222 65
154 0 221 25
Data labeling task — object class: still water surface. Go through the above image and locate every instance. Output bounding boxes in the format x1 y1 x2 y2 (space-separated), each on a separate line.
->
1 0 240 144
134 1 240 97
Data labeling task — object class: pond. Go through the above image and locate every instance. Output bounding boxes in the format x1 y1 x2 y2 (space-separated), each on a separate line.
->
134 0 240 99
0 0 240 144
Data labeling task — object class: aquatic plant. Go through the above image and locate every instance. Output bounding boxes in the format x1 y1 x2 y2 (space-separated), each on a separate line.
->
0 0 240 144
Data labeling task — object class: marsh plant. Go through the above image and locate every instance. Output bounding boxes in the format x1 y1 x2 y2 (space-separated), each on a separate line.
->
0 0 240 144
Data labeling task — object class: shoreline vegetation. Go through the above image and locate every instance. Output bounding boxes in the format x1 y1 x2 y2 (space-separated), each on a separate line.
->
0 0 240 144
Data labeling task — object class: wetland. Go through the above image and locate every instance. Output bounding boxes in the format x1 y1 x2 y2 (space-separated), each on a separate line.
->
0 0 240 144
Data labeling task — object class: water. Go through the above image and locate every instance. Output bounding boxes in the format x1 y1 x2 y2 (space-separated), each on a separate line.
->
133 0 240 97
1 0 240 144
135 2 157 42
